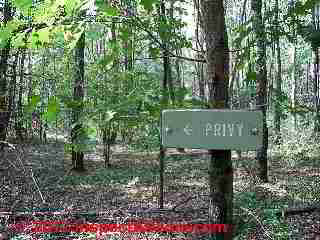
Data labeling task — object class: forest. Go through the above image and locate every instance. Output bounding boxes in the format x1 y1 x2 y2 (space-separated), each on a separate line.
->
0 0 319 239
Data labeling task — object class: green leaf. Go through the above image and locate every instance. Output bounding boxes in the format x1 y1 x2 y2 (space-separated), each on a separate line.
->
28 31 42 49
13 0 32 15
98 54 115 67
149 47 160 58
45 97 60 122
66 27 84 50
159 22 169 40
140 0 158 12
105 6 119 16
86 31 100 40
37 28 51 44
25 95 41 114
119 27 130 41
0 20 21 48
0 29 12 48
85 120 98 138
65 0 81 15
246 71 257 81
95 0 119 16
12 33 26 48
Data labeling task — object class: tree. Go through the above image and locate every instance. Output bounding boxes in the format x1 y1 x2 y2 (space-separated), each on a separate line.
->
71 31 85 171
274 0 282 144
0 0 13 141
252 0 268 183
200 0 233 239
158 0 174 105
312 3 320 133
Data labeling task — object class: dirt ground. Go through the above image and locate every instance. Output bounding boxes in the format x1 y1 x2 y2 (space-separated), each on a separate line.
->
0 138 319 239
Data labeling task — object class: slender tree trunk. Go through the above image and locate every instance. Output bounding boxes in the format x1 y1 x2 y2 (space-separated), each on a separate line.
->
291 44 297 130
252 0 268 182
313 46 320 132
159 1 174 105
27 51 33 135
268 47 274 110
200 1 233 239
71 32 85 171
194 0 206 101
274 0 282 143
102 19 119 167
16 49 26 141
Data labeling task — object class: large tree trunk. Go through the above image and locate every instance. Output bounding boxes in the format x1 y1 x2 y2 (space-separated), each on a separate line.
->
200 1 233 239
0 0 13 142
252 0 268 182
71 32 85 171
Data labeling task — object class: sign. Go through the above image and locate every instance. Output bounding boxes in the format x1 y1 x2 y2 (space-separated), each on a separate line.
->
161 109 263 150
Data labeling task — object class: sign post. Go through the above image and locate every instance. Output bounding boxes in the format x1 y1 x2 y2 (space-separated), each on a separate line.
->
159 109 263 208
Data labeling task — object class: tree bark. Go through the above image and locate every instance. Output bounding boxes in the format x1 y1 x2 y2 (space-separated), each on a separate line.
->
274 0 282 143
0 0 13 141
313 46 320 132
159 1 174 105
71 32 85 171
200 1 233 239
252 0 268 183
16 49 26 141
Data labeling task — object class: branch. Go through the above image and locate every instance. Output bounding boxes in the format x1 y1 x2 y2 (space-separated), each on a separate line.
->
170 53 206 63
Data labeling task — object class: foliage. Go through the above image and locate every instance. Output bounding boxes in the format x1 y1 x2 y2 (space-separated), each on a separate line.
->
271 124 320 167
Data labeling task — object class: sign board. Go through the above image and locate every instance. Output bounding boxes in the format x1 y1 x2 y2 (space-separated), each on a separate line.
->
161 109 263 150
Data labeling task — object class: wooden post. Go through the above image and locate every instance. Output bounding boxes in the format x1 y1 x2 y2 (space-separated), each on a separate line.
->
159 145 165 209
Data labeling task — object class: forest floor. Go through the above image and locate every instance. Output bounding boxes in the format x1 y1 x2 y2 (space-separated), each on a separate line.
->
0 136 319 240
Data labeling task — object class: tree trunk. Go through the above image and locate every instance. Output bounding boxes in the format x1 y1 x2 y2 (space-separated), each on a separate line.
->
313 46 320 132
71 32 85 171
200 0 233 239
159 1 174 105
194 0 206 101
16 49 26 141
291 44 297 130
0 0 13 141
274 0 282 143
252 0 268 182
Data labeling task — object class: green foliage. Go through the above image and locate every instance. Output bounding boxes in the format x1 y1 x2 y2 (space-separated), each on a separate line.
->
289 0 319 16
12 32 26 48
64 24 85 51
298 25 320 48
129 119 160 152
25 95 41 114
0 20 21 48
271 90 293 119
65 0 82 16
271 126 320 167
233 23 252 47
44 97 60 122
149 46 160 58
140 0 158 12
13 0 33 15
244 71 256 85
28 28 53 48
95 0 119 16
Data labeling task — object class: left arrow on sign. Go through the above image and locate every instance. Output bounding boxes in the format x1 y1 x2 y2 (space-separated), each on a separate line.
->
183 124 192 136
